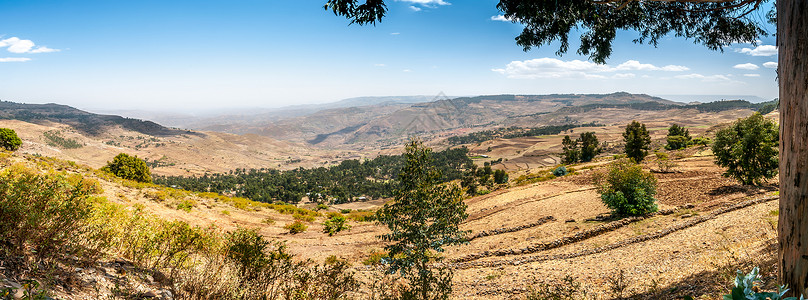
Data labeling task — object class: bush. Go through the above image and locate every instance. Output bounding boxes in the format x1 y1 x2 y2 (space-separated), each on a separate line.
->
553 166 569 177
316 203 328 210
340 208 352 214
322 215 351 236
0 128 22 151
595 159 658 216
665 124 691 150
691 137 711 146
103 153 152 183
712 113 779 186
0 165 96 259
724 267 804 300
285 220 308 234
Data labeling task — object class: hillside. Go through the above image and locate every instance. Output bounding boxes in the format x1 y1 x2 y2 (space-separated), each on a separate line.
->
0 114 782 299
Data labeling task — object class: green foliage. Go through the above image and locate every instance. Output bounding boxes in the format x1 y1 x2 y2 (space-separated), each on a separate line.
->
623 121 651 162
561 135 579 164
0 128 22 151
323 215 351 236
655 152 678 173
579 132 600 162
666 124 691 150
42 130 83 149
316 203 328 210
712 113 779 185
596 159 658 216
103 153 152 183
285 220 308 234
340 208 352 214
448 123 602 145
493 169 508 184
154 147 472 204
723 267 804 300
177 199 195 212
757 99 779 115
553 166 569 177
691 137 712 147
376 140 468 299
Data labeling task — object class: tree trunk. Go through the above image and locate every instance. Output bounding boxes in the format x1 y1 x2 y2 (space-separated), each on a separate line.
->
778 0 808 297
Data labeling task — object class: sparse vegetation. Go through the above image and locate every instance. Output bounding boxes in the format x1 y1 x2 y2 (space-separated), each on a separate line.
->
712 112 779 186
448 123 602 145
43 130 83 149
0 128 22 151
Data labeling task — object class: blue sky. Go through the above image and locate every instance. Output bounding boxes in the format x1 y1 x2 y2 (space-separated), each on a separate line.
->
0 0 779 112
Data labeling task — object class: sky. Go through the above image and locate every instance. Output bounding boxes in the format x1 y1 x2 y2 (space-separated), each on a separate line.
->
0 0 779 113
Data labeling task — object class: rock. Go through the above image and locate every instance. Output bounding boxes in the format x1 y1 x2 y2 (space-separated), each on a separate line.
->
160 288 174 300
680 214 693 218
143 290 160 298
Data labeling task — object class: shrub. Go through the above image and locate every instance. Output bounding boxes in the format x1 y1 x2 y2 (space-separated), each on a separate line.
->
0 165 96 259
595 159 658 216
655 152 677 172
691 137 711 146
724 267 804 300
316 203 328 210
285 220 308 234
103 153 152 183
525 275 582 300
322 215 351 236
293 213 316 223
340 208 352 214
177 199 195 212
553 166 569 177
712 113 779 185
623 121 651 162
665 124 691 150
0 128 22 151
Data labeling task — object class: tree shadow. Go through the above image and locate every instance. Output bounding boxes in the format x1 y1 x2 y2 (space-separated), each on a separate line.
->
708 183 778 197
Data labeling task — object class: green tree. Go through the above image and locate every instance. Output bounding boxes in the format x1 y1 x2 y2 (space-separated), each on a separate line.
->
712 113 778 186
376 140 468 299
103 153 152 183
0 128 22 151
623 121 651 163
326 0 808 295
561 135 579 164
596 159 658 216
578 132 600 162
665 124 691 150
493 169 508 184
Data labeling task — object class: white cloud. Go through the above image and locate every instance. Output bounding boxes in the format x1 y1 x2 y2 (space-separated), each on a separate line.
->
397 0 449 10
0 57 31 62
674 73 732 82
743 74 761 77
374 63 386 67
615 60 688 71
409 5 421 11
612 73 636 79
733 63 759 70
403 69 412 72
763 62 778 69
390 32 400 35
0 37 60 54
492 58 689 79
737 45 778 56
491 15 512 22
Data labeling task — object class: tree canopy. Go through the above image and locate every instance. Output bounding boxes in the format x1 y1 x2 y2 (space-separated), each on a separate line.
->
326 0 772 63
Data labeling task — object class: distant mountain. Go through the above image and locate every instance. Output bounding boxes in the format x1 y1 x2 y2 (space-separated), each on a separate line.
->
202 92 678 148
655 94 771 103
100 95 439 129
0 100 190 136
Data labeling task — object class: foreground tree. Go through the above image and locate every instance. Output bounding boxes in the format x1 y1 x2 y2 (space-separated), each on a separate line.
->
376 140 468 299
103 153 152 183
623 121 651 163
326 0 808 296
561 135 580 164
0 128 22 151
712 113 779 186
